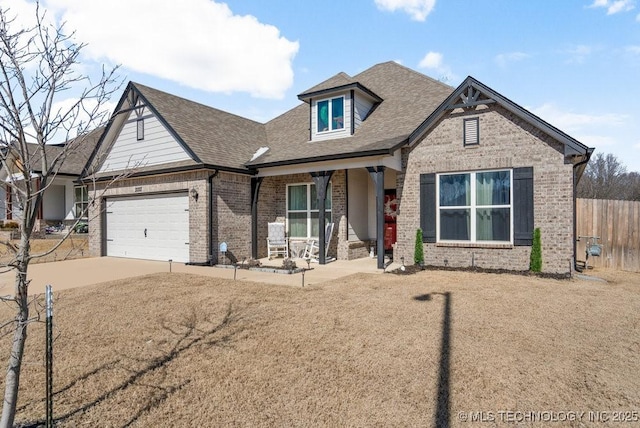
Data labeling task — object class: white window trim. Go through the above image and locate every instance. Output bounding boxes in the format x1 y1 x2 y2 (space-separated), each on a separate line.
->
436 169 513 244
316 96 345 134
286 182 332 239
74 185 89 219
136 118 144 140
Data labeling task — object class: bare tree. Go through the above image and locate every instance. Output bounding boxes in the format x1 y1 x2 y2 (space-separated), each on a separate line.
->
0 3 119 426
577 152 640 201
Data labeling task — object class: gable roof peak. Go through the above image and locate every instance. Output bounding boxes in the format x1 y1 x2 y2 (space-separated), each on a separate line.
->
297 71 356 100
354 61 455 91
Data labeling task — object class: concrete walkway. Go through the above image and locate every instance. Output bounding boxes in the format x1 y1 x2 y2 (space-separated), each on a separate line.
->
0 256 400 296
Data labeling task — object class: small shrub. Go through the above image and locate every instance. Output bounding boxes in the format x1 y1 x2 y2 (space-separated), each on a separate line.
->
1 221 19 230
530 227 542 272
414 228 424 265
281 258 297 271
246 258 261 268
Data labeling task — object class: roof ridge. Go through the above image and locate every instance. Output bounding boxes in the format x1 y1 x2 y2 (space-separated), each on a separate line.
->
355 60 455 90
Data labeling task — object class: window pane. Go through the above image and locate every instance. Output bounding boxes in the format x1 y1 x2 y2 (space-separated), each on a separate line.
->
75 202 88 218
476 208 510 241
288 185 307 210
440 209 470 240
310 212 332 237
310 183 332 210
331 98 344 130
440 174 470 206
317 100 329 132
288 212 307 238
311 212 318 237
476 171 510 206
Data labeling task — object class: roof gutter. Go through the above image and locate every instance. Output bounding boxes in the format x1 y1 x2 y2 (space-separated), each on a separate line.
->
572 148 594 272
208 169 219 265
83 162 254 183
247 148 394 169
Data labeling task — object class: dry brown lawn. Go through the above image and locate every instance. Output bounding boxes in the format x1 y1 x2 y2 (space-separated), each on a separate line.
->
1 269 639 427
0 235 88 265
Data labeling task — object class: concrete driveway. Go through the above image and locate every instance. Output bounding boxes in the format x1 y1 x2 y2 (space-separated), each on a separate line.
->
0 256 396 296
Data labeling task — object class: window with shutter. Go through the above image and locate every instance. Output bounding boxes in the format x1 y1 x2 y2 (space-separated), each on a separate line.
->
419 168 534 245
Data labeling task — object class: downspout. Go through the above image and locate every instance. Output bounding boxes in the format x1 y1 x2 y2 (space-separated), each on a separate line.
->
208 169 219 265
572 154 591 272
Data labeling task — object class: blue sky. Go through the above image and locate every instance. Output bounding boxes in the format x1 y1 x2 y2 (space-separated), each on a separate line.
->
7 0 640 171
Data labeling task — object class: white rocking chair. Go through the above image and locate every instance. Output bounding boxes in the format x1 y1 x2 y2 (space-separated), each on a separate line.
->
266 222 288 259
304 222 335 263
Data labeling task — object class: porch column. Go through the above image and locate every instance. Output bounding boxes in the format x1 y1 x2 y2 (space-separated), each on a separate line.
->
367 166 385 269
310 170 334 265
251 177 264 259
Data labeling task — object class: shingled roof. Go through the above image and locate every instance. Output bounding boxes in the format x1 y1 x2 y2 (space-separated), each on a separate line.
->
132 83 266 171
249 61 454 167
91 62 454 175
27 126 104 177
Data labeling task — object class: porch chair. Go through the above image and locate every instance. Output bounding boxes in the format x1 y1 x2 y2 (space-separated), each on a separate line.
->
266 222 289 259
303 222 335 263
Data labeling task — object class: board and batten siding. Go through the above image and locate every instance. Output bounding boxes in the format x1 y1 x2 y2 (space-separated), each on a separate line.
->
311 92 352 142
99 107 192 173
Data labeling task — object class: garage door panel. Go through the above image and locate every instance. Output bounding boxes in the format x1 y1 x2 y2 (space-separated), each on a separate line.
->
106 193 189 262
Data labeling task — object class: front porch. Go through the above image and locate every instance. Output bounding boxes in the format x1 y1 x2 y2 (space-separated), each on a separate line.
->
250 163 400 269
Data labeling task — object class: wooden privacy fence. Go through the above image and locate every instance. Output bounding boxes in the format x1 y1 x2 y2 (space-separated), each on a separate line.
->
576 198 640 272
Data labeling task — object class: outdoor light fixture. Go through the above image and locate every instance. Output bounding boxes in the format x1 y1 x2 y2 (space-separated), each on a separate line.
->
190 187 199 201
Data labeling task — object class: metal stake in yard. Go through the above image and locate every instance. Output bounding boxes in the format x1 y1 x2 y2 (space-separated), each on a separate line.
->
301 269 305 287
169 259 173 273
234 263 237 280
45 284 53 428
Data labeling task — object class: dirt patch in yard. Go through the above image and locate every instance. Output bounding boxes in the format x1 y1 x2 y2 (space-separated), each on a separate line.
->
0 235 88 265
1 269 639 427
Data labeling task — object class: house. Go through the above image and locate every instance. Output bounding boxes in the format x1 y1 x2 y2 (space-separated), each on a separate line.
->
84 61 593 274
1 128 103 231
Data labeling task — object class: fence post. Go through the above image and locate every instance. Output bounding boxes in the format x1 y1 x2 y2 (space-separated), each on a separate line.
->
45 284 53 427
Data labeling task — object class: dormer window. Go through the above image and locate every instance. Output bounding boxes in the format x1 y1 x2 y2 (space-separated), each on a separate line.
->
317 97 344 133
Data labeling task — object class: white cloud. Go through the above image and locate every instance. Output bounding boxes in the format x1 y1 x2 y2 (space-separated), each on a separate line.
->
495 52 530 68
589 0 636 15
418 51 442 69
531 103 627 132
374 0 436 21
564 44 595 64
42 0 299 99
576 135 617 147
626 45 640 54
418 51 456 83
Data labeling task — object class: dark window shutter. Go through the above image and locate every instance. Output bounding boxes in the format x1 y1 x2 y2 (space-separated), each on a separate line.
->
420 173 436 243
513 167 534 246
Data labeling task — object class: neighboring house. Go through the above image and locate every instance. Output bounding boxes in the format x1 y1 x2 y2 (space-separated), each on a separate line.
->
85 61 592 274
1 128 103 231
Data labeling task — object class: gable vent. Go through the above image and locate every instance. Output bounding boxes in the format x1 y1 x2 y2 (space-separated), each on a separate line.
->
463 117 479 146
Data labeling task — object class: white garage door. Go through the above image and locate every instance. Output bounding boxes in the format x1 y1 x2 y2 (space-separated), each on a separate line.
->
106 193 190 262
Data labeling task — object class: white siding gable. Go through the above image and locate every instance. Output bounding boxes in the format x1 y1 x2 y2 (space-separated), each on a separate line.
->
311 92 352 142
99 107 191 173
353 95 375 130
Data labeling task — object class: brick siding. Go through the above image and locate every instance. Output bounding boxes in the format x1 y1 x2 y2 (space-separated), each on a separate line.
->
88 170 252 264
256 171 347 260
395 105 575 274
